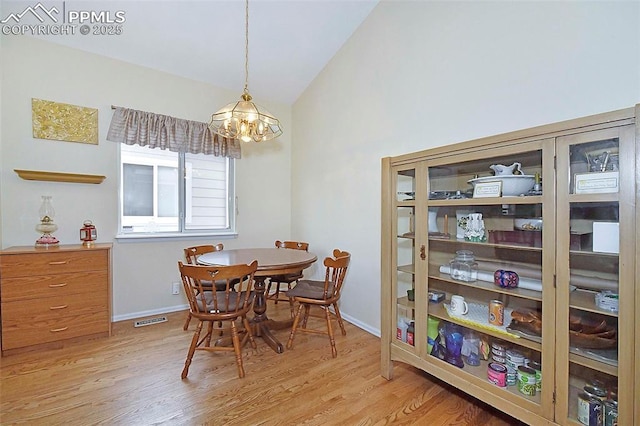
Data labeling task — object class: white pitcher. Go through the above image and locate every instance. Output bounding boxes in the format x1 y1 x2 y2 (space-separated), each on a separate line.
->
490 162 522 175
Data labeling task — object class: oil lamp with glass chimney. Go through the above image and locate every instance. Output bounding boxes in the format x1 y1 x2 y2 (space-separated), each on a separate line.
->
35 195 59 247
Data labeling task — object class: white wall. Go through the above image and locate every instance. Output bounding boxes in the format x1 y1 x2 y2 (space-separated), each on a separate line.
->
0 36 293 320
292 1 640 334
2 1 639 332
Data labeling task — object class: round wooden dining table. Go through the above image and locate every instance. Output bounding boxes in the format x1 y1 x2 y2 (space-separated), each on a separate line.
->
198 248 317 353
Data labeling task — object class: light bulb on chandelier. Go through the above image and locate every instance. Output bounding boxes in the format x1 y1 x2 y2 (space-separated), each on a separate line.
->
209 1 282 143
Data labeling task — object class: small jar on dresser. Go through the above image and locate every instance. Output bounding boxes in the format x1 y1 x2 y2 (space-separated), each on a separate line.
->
0 243 112 356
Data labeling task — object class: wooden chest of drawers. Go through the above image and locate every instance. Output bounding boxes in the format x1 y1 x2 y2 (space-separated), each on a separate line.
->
0 244 112 355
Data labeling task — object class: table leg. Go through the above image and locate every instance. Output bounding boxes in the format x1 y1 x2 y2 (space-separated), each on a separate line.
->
251 276 285 353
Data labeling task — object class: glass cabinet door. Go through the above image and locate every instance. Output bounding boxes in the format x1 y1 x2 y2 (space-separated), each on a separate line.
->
394 166 418 350
556 126 635 426
389 162 429 356
424 139 555 421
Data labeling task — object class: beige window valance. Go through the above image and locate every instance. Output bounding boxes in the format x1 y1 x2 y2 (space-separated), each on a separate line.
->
106 107 241 159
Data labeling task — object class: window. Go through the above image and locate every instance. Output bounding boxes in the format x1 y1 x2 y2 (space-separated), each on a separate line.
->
119 143 235 236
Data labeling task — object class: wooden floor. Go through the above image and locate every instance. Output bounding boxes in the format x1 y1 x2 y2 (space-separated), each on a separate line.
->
1 303 525 425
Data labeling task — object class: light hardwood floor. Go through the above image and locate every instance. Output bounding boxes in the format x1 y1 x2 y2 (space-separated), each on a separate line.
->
1 303 524 425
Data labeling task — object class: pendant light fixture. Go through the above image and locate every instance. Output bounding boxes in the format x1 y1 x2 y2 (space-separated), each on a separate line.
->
209 0 283 143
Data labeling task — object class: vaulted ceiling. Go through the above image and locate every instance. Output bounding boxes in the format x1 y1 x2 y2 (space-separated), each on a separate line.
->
22 0 379 105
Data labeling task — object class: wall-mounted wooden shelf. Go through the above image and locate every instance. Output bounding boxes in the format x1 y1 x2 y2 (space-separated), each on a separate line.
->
14 169 106 184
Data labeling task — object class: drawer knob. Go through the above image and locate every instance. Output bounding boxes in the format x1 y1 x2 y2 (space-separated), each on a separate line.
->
49 305 68 310
48 261 69 265
48 283 68 288
50 327 69 332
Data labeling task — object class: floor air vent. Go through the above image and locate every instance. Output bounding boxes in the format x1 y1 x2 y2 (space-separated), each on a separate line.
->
134 316 168 327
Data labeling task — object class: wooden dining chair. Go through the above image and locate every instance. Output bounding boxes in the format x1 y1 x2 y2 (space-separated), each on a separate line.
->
178 260 258 379
286 249 351 358
182 244 232 330
184 244 224 267
266 240 309 317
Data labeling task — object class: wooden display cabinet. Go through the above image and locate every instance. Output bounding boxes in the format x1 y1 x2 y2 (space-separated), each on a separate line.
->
381 105 638 425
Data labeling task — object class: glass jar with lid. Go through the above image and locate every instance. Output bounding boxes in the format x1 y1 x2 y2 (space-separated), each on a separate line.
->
449 250 478 282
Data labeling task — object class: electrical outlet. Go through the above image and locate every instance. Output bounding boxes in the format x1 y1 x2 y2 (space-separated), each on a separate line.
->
172 282 180 295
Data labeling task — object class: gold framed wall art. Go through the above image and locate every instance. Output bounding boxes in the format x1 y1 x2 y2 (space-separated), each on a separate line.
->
32 98 99 145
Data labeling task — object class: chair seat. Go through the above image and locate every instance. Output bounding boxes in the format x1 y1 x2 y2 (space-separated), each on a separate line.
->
286 280 335 300
196 290 255 312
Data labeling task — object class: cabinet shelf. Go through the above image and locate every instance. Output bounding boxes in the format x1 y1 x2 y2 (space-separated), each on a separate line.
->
392 339 416 351
569 193 618 203
428 195 543 207
569 350 617 376
569 249 619 258
398 169 415 178
397 264 415 275
428 271 543 302
427 302 542 352
397 296 415 310
569 289 618 318
398 233 415 240
428 236 543 253
425 352 542 409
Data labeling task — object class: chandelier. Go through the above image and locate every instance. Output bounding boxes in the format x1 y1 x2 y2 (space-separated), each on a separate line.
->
209 0 283 143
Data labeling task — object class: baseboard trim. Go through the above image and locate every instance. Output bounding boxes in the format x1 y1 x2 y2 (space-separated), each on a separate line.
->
112 304 381 339
112 304 188 323
340 312 380 338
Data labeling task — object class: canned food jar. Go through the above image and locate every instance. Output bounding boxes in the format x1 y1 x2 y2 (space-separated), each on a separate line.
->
517 366 536 396
406 321 415 346
506 350 527 369
491 347 506 357
449 250 478 282
603 399 618 426
489 300 504 326
487 362 507 387
586 379 607 391
491 341 507 352
505 365 517 386
584 385 607 401
578 392 603 426
506 349 526 364
595 291 619 312
491 354 506 364
528 361 542 391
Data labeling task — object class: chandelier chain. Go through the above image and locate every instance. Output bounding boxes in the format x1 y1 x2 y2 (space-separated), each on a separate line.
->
244 0 249 94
